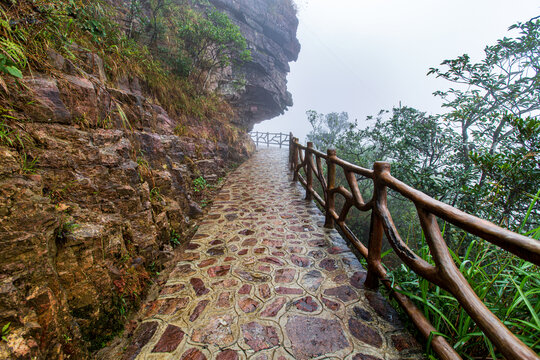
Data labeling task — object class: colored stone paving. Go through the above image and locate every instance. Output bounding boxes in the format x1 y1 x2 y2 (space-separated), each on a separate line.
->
111 148 424 360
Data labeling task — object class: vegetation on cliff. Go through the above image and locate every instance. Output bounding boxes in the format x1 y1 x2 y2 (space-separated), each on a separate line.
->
306 17 539 359
0 0 250 119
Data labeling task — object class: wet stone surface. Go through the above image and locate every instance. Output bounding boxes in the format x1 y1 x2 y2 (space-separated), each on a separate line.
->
112 149 424 359
285 315 349 359
293 296 318 312
152 325 185 353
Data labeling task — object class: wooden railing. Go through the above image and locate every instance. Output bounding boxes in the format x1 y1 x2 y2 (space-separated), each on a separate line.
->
288 135 540 360
249 131 290 148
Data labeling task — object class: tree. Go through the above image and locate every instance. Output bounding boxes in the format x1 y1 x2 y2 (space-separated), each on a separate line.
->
176 6 251 87
306 110 351 150
468 115 539 228
428 16 540 221
357 107 455 198
307 107 454 197
126 0 250 87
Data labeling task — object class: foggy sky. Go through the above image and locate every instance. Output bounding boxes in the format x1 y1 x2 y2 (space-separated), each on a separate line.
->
253 0 540 142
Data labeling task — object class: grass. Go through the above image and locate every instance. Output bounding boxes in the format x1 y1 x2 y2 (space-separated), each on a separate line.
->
1 322 10 342
136 150 151 183
150 187 163 202
0 120 14 146
19 152 38 173
309 156 540 358
384 194 540 359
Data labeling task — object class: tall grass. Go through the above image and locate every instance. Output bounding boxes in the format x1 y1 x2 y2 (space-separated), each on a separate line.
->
387 192 540 359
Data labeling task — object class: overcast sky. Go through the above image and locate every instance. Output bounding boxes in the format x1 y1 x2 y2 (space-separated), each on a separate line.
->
253 0 540 142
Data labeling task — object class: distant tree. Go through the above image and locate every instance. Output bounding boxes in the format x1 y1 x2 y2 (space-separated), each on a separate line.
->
355 107 455 198
306 110 351 150
307 107 455 198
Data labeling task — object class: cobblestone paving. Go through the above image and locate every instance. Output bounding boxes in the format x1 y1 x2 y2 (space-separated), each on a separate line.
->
115 148 424 360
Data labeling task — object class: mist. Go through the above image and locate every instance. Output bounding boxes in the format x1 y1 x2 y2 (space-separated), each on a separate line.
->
253 0 540 142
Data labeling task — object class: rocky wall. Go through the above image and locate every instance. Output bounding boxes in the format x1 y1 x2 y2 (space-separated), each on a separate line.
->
0 47 253 359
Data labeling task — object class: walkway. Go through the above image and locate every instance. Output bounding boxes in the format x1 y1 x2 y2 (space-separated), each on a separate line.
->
111 148 424 360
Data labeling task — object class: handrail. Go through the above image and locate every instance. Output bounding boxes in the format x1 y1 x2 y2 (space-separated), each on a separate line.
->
249 131 290 148
383 174 540 264
288 135 540 360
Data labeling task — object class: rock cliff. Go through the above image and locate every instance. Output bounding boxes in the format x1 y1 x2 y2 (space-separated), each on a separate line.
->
209 0 301 129
0 1 299 359
0 52 252 360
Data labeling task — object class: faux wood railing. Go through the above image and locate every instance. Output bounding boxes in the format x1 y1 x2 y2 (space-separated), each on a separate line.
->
250 131 290 148
288 134 540 360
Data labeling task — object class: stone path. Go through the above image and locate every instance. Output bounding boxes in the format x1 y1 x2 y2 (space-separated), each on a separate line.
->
112 148 424 360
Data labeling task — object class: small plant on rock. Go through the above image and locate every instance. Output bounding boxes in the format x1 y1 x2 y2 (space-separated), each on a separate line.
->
192 176 207 192
0 121 14 147
62 334 72 343
174 124 187 136
148 261 160 276
1 322 10 342
201 198 211 208
136 150 151 182
116 103 133 132
55 219 79 246
46 181 75 204
150 187 163 202
169 229 181 248
20 153 38 174
0 109 25 149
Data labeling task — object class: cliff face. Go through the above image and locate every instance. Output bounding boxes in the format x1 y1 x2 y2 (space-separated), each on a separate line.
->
0 50 252 360
0 1 299 359
209 0 301 129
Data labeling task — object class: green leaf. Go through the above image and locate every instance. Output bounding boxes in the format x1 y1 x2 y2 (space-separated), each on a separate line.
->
509 277 540 328
4 66 22 78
